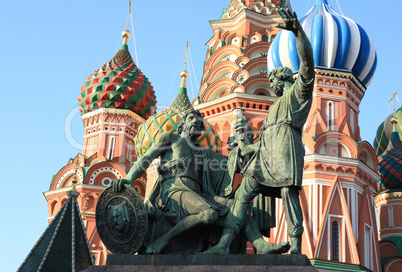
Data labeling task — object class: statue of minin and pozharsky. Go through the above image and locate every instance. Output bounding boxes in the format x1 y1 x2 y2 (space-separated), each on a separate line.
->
96 8 315 256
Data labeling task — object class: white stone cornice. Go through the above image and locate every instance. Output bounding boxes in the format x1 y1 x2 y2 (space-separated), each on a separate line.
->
303 170 375 192
378 231 402 239
194 92 276 110
302 178 334 187
304 154 381 182
315 68 366 93
341 181 365 195
376 202 402 207
302 179 364 194
82 108 145 122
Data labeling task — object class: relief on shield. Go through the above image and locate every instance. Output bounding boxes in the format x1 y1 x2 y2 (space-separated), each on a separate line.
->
96 186 147 254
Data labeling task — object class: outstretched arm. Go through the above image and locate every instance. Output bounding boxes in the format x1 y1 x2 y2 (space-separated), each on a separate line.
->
275 8 314 80
112 133 171 192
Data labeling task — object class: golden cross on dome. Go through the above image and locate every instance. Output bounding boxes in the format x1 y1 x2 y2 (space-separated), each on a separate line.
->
185 40 188 70
126 0 132 30
390 92 399 117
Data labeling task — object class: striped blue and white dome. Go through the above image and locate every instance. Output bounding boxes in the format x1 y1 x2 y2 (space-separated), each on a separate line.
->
267 0 377 87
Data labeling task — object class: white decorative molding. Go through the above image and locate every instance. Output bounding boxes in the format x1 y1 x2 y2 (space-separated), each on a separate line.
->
89 167 123 185
304 154 380 181
56 169 84 189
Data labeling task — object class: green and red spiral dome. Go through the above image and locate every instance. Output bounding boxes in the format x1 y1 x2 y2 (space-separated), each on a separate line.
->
78 35 156 119
374 108 402 192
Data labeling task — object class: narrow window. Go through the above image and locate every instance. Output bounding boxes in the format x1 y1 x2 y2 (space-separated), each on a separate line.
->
389 206 394 228
327 101 335 130
364 226 373 269
350 109 354 133
332 221 340 261
262 35 268 42
108 137 115 161
127 141 132 161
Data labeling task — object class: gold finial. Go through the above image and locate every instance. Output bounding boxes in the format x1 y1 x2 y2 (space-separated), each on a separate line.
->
122 30 131 39
391 117 399 133
71 164 80 191
181 70 189 79
71 176 78 185
66 163 80 198
122 30 131 45
180 41 189 88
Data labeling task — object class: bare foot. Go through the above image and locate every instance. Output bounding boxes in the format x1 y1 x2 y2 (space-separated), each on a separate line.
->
256 241 290 254
145 238 168 254
201 245 229 254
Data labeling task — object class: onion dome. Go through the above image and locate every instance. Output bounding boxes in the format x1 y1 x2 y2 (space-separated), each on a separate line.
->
134 70 222 157
78 30 157 119
220 0 291 19
268 0 377 87
377 118 402 192
373 107 402 156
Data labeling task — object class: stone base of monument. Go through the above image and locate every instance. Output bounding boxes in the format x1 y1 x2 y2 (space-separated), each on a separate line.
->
82 254 319 272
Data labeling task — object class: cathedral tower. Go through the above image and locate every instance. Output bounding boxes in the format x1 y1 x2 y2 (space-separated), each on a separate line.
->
44 30 156 265
373 106 402 272
194 0 291 155
267 0 380 270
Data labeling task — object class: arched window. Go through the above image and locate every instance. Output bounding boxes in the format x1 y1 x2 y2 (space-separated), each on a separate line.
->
127 141 132 161
389 206 394 228
332 221 340 261
262 34 268 42
50 201 58 216
350 109 354 133
108 137 115 160
327 101 335 130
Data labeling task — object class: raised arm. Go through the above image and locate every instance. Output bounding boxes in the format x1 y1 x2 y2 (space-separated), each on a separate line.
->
275 8 314 80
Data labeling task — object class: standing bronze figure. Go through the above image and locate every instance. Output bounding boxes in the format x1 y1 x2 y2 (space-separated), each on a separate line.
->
204 8 315 254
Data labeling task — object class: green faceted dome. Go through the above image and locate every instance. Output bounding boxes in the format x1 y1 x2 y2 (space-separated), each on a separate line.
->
373 107 402 155
78 41 157 119
134 71 222 156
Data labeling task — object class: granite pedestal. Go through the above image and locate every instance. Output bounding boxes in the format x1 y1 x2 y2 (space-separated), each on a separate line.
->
82 254 319 271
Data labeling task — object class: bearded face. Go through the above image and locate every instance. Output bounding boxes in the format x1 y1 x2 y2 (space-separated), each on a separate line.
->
182 113 204 140
270 76 285 97
110 205 129 233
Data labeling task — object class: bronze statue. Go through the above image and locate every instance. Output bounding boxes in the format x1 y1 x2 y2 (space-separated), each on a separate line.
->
204 8 315 254
111 108 290 254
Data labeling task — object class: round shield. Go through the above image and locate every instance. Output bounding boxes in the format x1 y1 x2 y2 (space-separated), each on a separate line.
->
96 185 147 254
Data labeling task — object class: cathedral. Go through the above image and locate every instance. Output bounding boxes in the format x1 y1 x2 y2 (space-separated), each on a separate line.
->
25 0 402 271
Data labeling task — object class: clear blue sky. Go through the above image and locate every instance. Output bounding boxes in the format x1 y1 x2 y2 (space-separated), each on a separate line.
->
0 1 399 270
